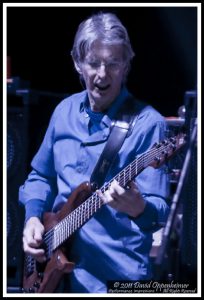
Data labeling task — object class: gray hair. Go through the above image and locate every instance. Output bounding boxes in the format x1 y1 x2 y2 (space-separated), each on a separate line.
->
71 12 135 70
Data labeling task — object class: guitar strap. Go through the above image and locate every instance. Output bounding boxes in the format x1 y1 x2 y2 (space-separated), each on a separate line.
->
90 95 139 191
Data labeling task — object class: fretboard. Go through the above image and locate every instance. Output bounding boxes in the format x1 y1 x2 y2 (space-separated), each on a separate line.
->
43 139 173 258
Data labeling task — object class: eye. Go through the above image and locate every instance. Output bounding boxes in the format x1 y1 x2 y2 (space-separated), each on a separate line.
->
84 59 124 71
89 61 100 69
107 62 120 70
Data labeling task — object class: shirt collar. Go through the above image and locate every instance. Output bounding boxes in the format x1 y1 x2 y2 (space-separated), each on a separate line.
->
79 86 131 130
106 85 130 120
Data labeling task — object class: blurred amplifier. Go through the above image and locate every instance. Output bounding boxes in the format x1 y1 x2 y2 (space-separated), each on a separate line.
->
165 116 185 136
165 117 185 185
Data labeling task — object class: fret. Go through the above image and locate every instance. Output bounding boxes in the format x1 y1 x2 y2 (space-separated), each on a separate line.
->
77 209 80 229
135 158 138 176
66 218 69 237
70 214 74 235
118 171 122 186
80 203 83 224
51 144 165 251
95 195 97 212
41 133 185 256
83 201 86 220
90 197 93 217
129 163 131 182
75 209 79 230
84 200 87 222
69 215 72 236
84 201 88 222
81 203 86 224
57 223 61 246
67 214 72 237
61 222 64 245
120 172 123 184
87 199 91 219
53 227 57 250
87 200 90 219
123 169 125 187
75 210 78 229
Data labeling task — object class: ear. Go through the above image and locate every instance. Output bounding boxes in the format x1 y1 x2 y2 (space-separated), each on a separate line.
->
122 64 129 83
74 61 83 74
124 63 129 76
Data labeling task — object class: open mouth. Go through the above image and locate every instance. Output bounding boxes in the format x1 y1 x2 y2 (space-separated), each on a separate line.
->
95 83 110 91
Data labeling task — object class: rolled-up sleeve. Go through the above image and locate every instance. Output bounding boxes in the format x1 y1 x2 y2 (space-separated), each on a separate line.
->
131 119 170 232
19 106 59 219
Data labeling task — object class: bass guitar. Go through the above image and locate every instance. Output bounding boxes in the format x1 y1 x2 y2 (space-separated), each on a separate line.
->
22 133 186 293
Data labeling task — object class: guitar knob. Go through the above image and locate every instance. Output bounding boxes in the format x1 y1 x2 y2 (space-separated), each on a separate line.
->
33 281 40 288
171 144 177 151
156 142 162 148
162 140 168 145
91 182 98 191
162 150 168 157
29 287 35 292
170 137 176 144
154 156 161 163
38 272 44 281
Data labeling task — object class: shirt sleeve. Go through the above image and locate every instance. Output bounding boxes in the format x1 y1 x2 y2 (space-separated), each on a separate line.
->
18 106 59 220
131 119 170 232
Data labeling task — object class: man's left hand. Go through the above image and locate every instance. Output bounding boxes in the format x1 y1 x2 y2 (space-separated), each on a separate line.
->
97 179 146 218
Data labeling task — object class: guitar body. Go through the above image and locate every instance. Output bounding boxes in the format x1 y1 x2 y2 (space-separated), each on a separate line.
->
23 181 92 293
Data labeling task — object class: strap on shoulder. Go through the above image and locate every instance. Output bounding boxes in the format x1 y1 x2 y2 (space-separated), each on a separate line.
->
90 96 139 191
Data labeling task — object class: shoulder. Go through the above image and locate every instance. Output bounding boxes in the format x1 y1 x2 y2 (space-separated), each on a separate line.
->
125 92 165 124
133 98 165 125
54 90 87 112
140 104 165 123
49 90 87 122
43 90 87 130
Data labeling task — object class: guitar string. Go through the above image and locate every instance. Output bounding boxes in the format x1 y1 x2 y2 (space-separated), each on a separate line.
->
26 135 160 270
42 140 177 253
25 139 177 266
25 135 183 270
43 138 180 254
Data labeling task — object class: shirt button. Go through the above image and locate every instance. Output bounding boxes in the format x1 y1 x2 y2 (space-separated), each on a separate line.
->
76 166 83 173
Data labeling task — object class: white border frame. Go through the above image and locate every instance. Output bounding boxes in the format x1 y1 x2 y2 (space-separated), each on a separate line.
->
3 2 201 298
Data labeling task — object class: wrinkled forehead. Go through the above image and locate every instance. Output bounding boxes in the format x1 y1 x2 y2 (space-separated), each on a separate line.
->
84 39 126 61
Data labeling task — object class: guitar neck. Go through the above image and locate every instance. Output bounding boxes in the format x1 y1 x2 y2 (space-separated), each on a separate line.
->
43 134 185 256
44 145 160 255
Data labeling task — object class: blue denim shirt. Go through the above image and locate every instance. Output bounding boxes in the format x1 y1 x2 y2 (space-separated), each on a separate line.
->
19 86 170 293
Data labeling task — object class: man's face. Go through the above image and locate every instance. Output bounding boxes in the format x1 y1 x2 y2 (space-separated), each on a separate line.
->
77 40 128 112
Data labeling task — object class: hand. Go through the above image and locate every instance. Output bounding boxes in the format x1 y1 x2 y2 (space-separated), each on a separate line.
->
23 216 46 262
97 180 146 218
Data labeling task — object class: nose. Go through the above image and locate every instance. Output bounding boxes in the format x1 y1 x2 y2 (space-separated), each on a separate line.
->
97 64 107 78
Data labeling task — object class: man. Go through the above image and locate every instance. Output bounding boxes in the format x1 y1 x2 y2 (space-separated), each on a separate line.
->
19 12 170 293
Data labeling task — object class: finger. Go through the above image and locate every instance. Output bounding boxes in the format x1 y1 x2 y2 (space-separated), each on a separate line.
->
125 181 138 192
23 231 42 249
24 233 39 247
125 180 134 190
23 237 45 256
33 229 44 243
97 189 114 204
106 180 124 198
23 237 46 262
129 181 142 195
111 180 125 196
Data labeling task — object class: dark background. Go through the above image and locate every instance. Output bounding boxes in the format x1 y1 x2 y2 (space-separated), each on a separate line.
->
7 6 197 117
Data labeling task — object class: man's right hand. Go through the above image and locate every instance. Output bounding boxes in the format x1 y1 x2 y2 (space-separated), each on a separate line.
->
23 216 46 262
